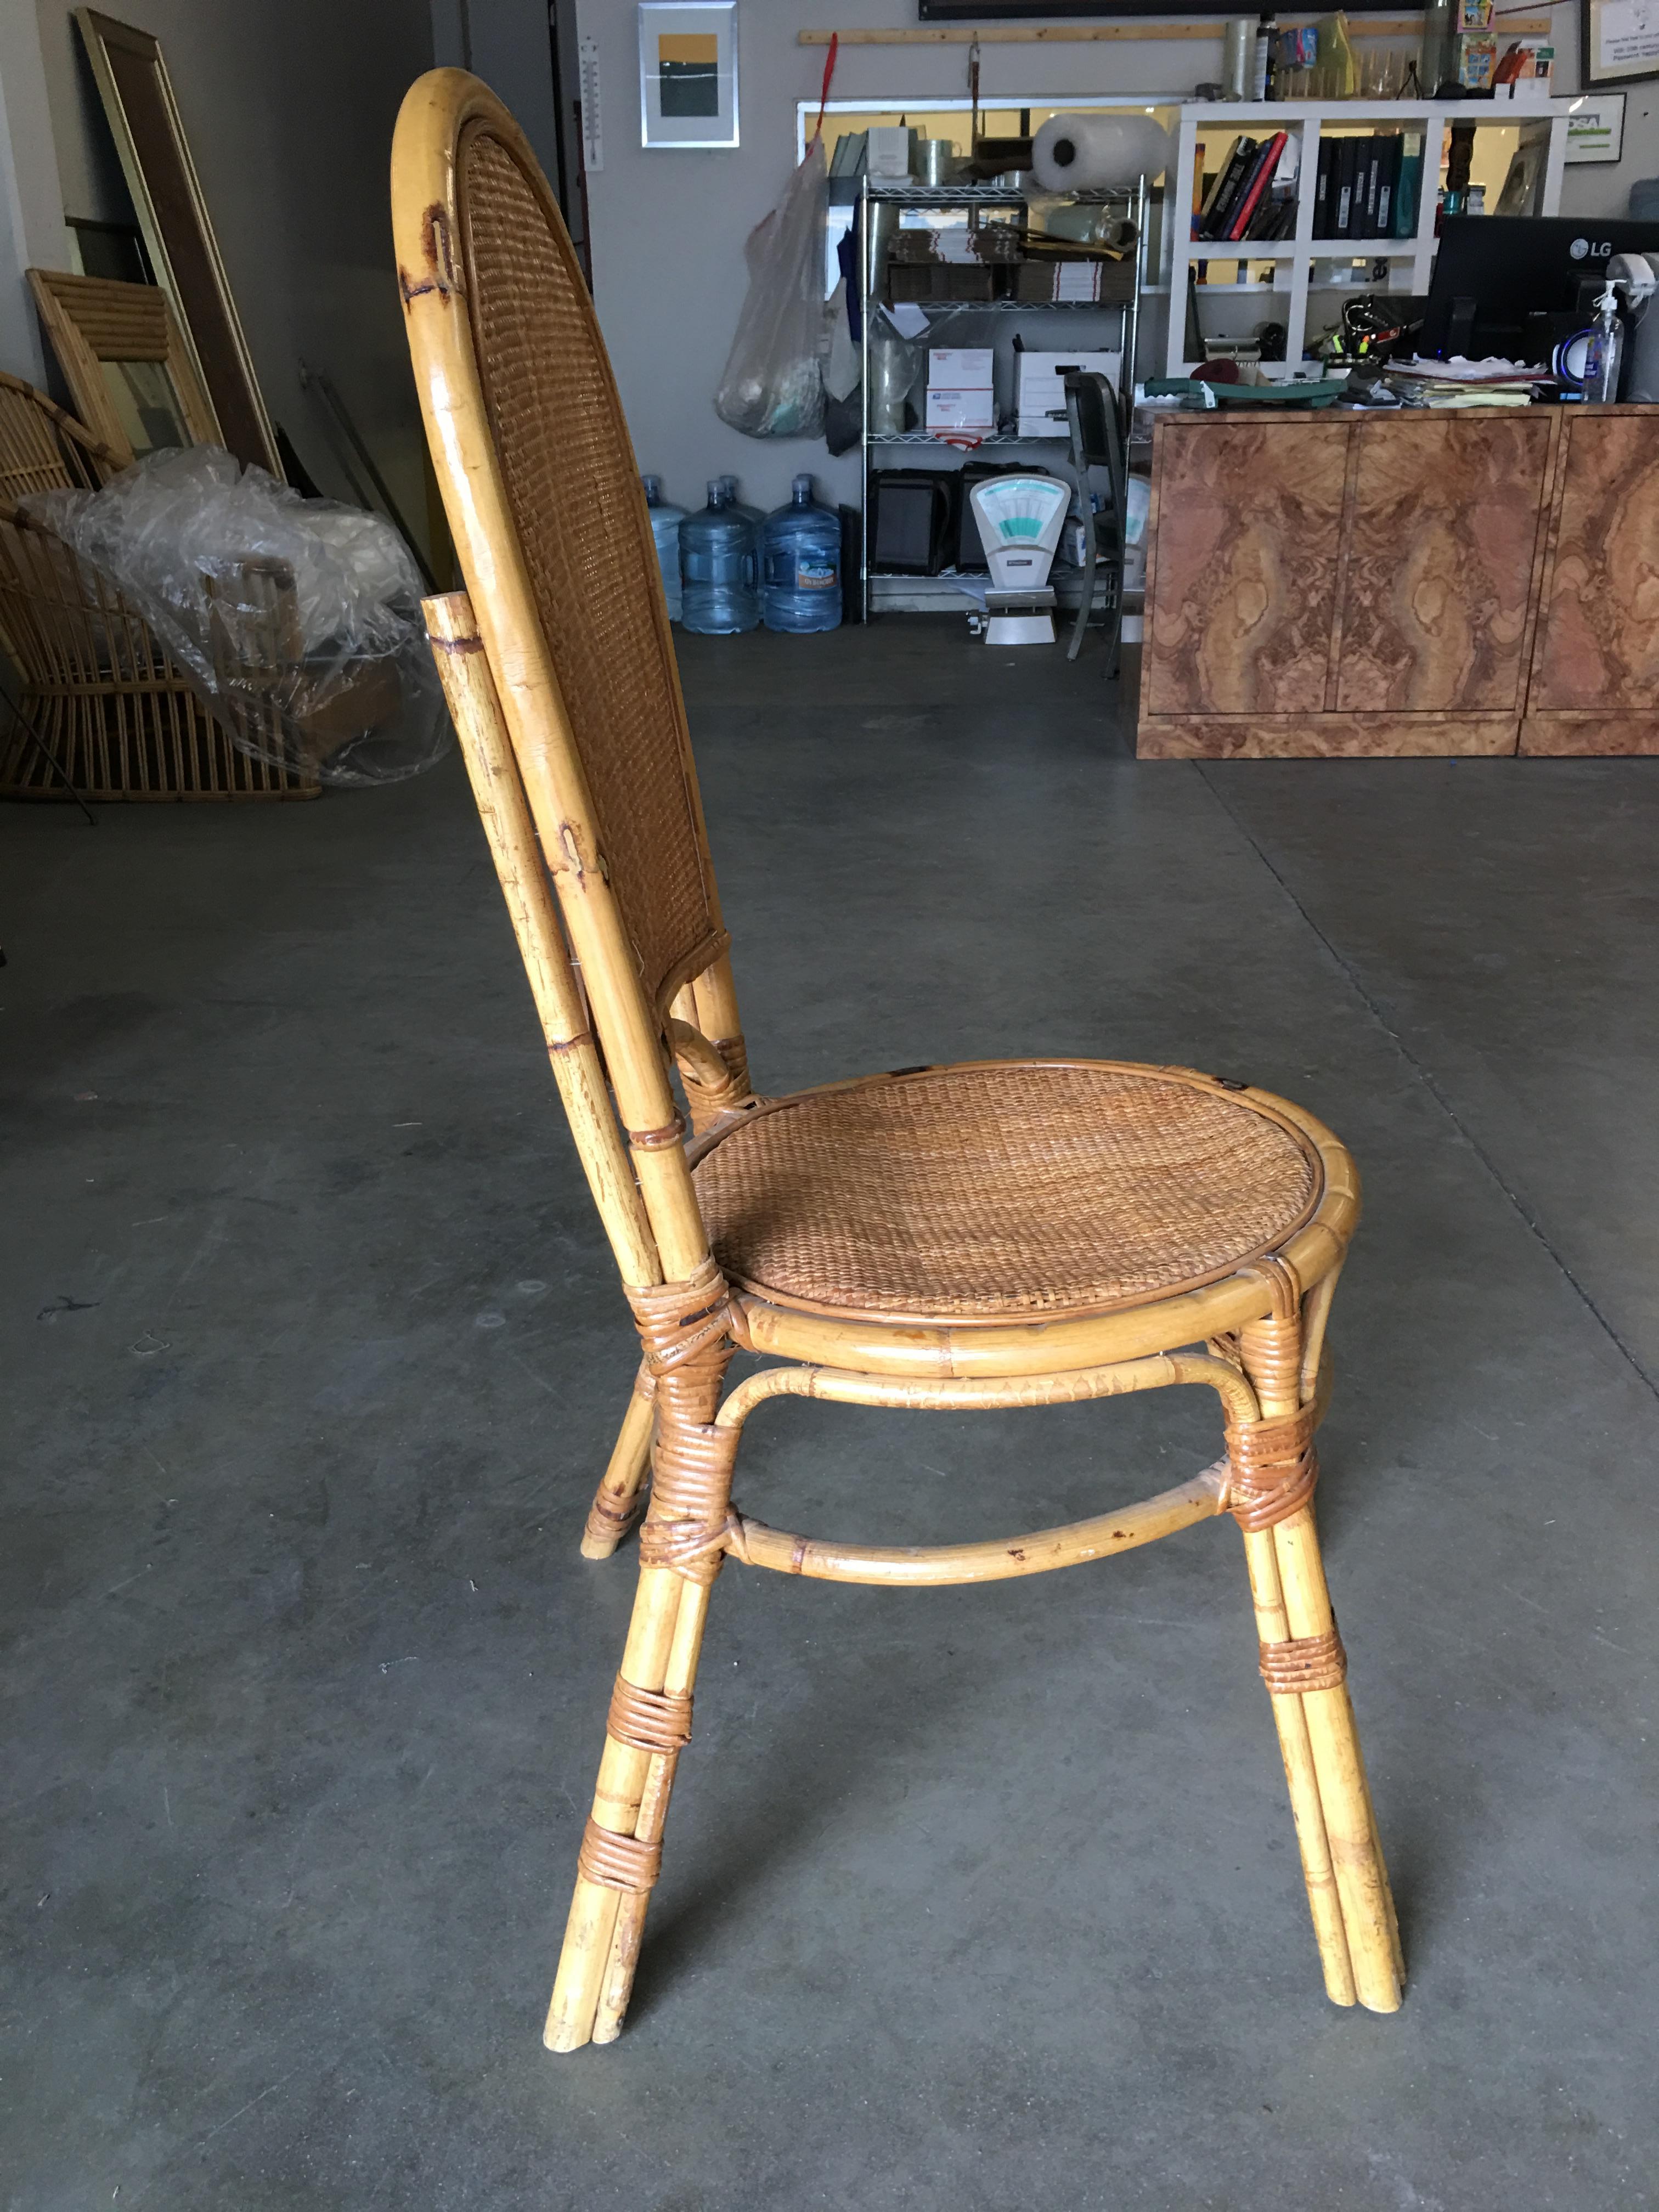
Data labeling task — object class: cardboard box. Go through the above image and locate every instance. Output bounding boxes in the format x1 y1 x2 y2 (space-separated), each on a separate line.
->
1015 348 1122 440
926 386 996 431
927 347 993 388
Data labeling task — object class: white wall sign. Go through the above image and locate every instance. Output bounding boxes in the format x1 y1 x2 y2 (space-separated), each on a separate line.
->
1565 91 1627 159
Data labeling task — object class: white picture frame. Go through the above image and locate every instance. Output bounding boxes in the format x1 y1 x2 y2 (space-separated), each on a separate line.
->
639 2 738 150
1564 90 1627 160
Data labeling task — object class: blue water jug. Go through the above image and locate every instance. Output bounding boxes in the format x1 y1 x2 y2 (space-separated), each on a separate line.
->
641 474 686 621
761 474 842 634
679 479 759 635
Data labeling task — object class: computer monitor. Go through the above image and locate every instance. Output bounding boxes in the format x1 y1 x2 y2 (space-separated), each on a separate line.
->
1419 215 1659 360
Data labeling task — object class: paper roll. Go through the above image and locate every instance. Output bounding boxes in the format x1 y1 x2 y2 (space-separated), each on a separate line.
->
1030 112 1171 194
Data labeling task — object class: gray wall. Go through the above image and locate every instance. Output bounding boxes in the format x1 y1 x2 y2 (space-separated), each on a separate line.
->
566 0 1659 515
0 8 67 386
25 1 435 538
573 0 1211 516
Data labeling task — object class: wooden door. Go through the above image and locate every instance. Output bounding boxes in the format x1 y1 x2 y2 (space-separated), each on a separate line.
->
1527 410 1659 716
1334 414 1554 714
1143 416 1351 716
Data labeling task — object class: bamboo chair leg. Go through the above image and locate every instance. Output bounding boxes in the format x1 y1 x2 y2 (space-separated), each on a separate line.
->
1239 1296 1403 2015
591 1574 713 2042
1271 1506 1403 2012
545 1560 691 2051
1240 1525 1357 2007
581 1365 656 1560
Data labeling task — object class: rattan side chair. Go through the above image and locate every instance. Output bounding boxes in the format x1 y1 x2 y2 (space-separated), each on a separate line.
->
392 69 1404 2053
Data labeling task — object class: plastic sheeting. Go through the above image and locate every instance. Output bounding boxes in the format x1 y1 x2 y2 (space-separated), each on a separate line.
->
23 446 450 786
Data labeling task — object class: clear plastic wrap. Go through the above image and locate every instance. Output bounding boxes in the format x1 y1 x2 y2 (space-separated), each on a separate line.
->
21 446 450 785
714 142 829 439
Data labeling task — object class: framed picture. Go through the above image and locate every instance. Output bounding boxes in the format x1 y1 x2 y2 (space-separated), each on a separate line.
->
1565 89 1628 157
1583 0 1659 88
74 10 281 478
639 2 738 150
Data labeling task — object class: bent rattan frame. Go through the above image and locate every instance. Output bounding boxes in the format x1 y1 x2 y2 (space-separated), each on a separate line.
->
392 66 1404 2055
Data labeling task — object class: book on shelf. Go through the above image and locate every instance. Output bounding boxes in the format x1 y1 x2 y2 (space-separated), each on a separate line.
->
1313 140 1334 237
1393 131 1424 238
1334 138 1360 239
1359 139 1383 236
1373 136 1402 238
1199 136 1257 239
1223 131 1289 242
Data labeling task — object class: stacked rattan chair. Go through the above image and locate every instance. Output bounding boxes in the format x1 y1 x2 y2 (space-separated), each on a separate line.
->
0 372 314 802
391 70 1404 2053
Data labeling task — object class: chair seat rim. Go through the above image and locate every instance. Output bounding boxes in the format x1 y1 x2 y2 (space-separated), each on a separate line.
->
691 1055 1342 1331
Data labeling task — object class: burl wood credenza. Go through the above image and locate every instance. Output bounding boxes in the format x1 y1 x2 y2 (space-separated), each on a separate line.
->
1136 404 1659 758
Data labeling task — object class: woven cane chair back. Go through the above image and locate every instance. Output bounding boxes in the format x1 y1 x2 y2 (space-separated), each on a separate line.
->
444 103 724 1024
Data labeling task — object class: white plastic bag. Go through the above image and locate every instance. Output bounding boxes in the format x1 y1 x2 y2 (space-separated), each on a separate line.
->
24 446 450 785
715 142 829 438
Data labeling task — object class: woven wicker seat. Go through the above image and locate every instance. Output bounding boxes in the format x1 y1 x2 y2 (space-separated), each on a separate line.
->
392 68 1404 2058
694 1061 1322 1323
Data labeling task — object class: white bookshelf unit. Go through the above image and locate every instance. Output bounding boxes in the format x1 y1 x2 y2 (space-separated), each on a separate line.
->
1156 100 1571 381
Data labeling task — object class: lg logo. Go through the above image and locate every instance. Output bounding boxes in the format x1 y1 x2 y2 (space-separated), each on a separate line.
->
1570 236 1614 261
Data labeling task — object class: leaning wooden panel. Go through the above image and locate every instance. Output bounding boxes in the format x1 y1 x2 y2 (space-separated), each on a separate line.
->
391 66 1404 2055
73 8 280 476
28 269 217 466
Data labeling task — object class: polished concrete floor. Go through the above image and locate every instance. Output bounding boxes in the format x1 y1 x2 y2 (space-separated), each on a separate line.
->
5 624 1657 2209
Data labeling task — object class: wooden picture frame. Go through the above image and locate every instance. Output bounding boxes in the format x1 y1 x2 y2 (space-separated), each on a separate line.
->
73 9 281 475
27 269 217 465
1582 0 1659 88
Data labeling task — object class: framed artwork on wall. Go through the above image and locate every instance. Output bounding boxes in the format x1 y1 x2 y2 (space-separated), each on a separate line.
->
1583 0 1659 88
639 2 738 150
1565 90 1628 158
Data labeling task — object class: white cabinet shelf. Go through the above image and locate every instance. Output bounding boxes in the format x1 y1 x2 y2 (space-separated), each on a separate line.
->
1159 99 1570 380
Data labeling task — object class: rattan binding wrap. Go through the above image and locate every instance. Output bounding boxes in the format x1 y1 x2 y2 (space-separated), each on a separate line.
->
693 1063 1323 1323
577 1817 663 1893
455 126 724 1015
1259 1627 1347 1696
608 1677 694 1754
1223 1407 1321 1531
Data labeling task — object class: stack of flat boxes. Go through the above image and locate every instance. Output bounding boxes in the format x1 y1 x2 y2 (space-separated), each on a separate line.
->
925 347 995 436
1014 349 1122 441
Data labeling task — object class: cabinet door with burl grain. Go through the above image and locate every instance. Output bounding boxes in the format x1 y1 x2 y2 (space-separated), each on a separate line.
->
1526 411 1659 739
1143 417 1351 716
1334 413 1554 715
